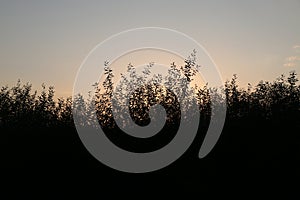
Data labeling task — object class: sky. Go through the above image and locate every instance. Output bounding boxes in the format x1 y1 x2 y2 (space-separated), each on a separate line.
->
0 0 300 97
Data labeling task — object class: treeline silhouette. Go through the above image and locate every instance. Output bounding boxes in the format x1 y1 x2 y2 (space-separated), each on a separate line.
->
1 54 299 184
1 67 299 131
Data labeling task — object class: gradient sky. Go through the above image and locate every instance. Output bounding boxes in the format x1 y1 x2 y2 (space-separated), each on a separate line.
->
1 0 300 97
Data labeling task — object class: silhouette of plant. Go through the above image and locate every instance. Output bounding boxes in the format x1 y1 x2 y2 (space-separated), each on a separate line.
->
0 54 299 132
1 53 300 176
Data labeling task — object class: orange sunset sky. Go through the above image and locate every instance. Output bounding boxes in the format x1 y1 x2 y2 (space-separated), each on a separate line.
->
1 0 300 97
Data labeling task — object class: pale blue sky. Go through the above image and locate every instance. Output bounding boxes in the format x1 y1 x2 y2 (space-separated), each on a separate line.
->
1 0 300 97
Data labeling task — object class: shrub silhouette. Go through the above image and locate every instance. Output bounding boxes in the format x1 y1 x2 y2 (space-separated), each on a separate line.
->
0 53 299 181
0 80 73 129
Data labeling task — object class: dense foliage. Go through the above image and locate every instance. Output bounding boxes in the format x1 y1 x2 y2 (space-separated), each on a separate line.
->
1 54 299 182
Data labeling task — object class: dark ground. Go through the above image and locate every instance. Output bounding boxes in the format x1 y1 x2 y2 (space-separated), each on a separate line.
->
1 119 299 193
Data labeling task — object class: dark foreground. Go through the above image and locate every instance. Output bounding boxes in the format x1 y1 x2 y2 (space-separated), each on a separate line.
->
1 119 299 192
